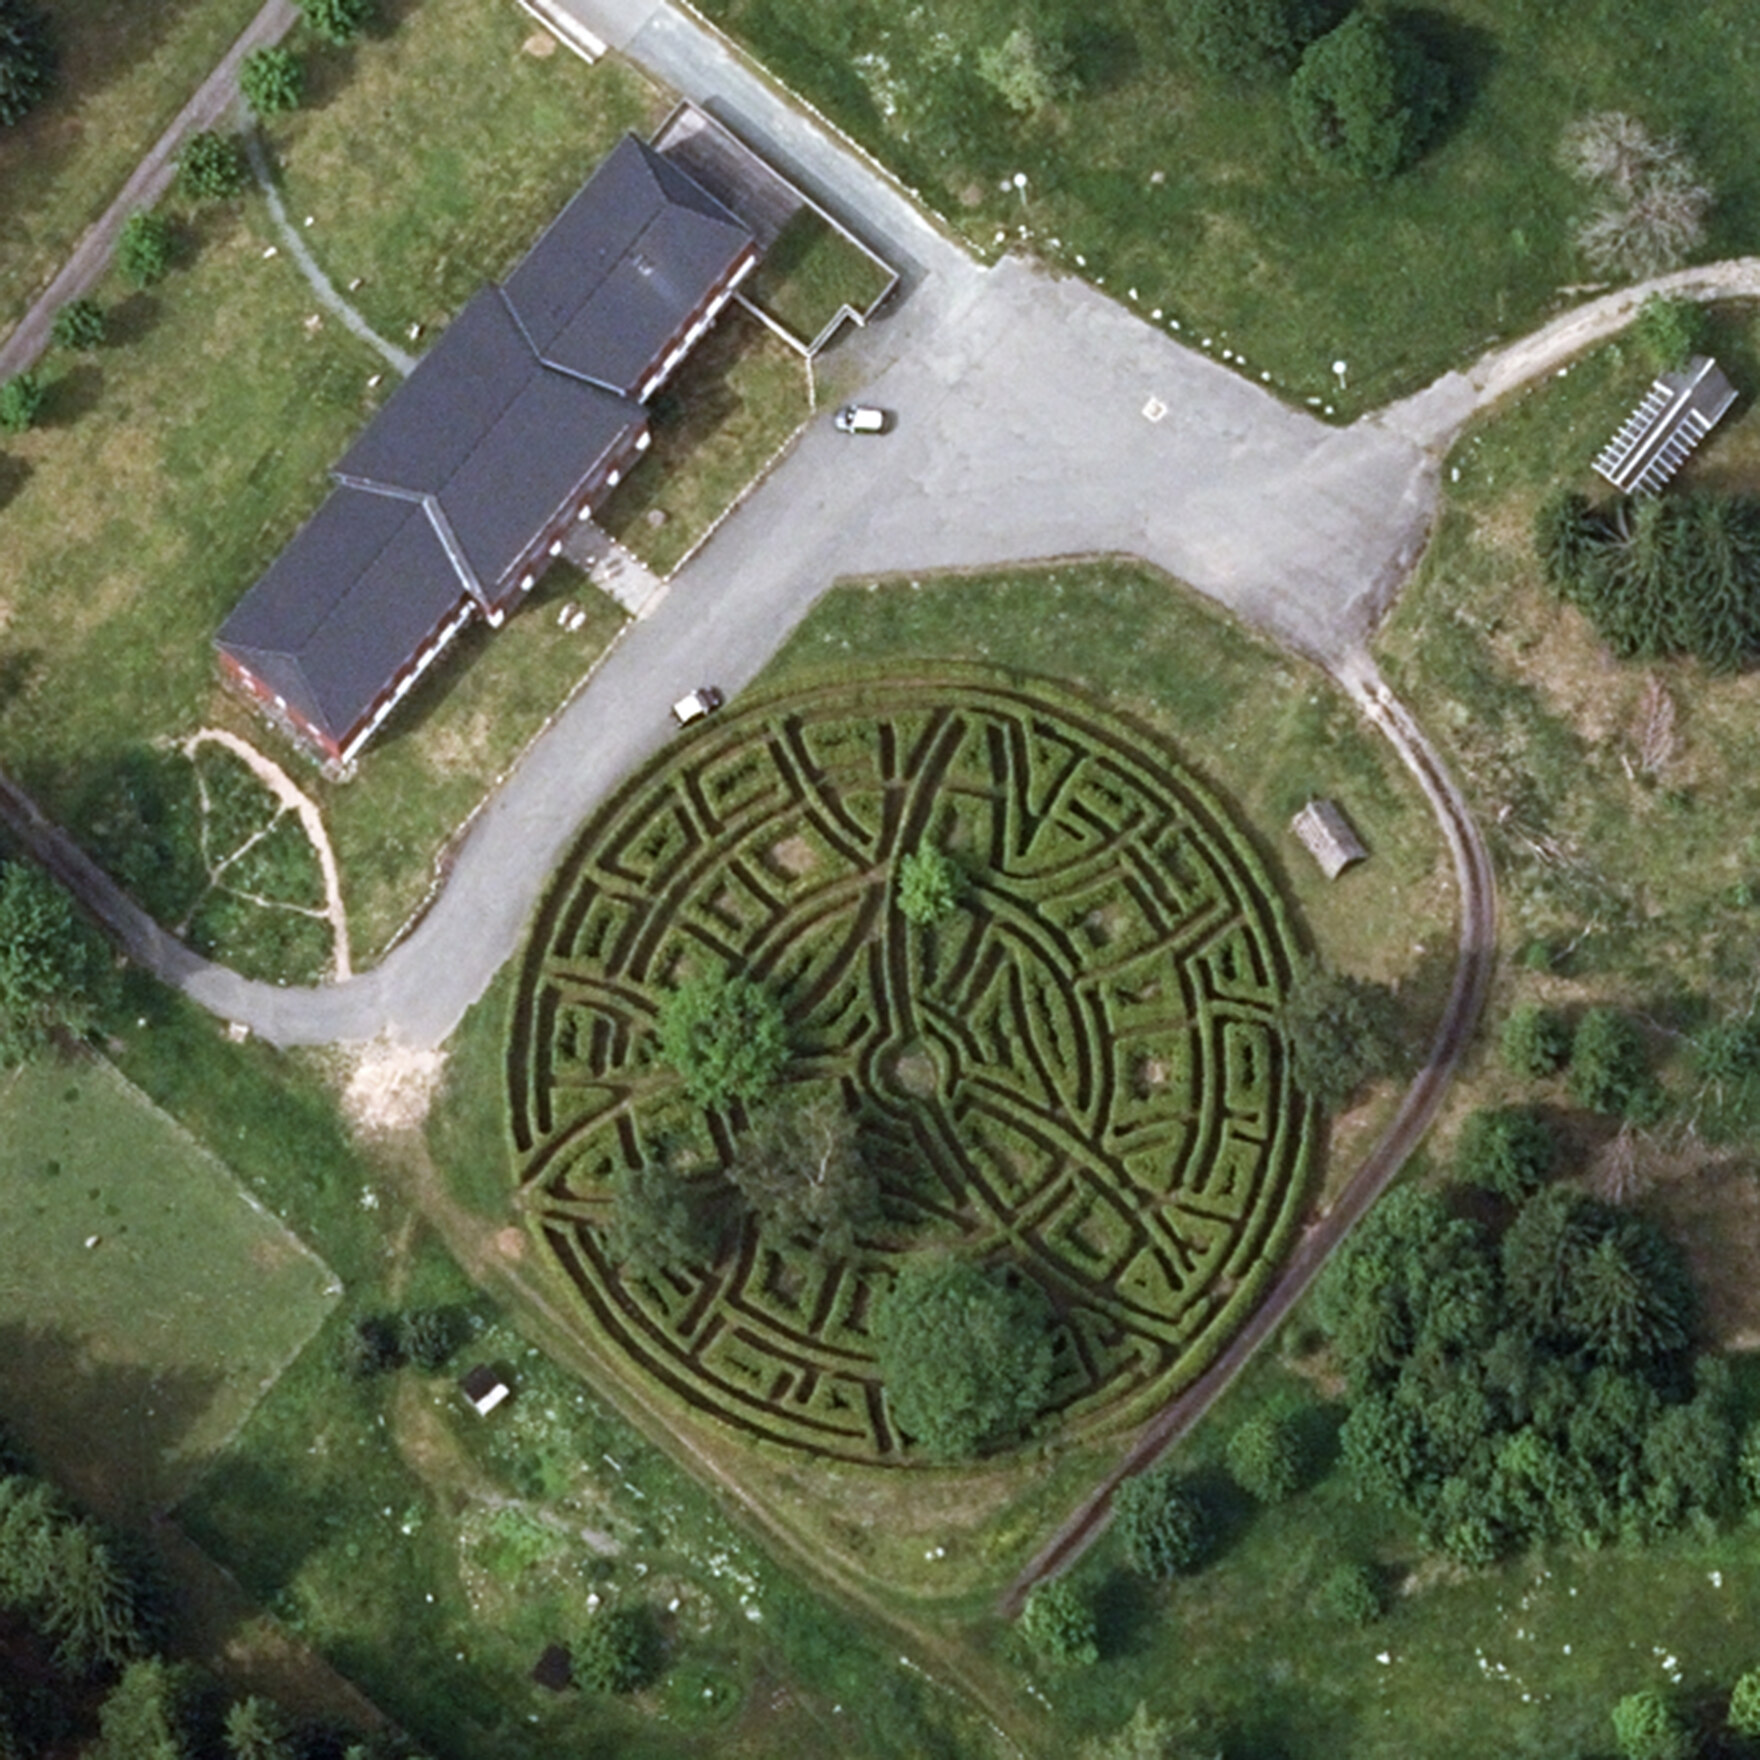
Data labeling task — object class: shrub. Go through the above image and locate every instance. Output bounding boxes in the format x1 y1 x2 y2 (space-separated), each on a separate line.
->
1632 294 1707 372
1454 1106 1554 1201
1288 13 1451 181
1501 1000 1570 1078
1114 1463 1209 1576
574 1604 654 1694
338 1314 401 1378
1225 1408 1305 1503
1570 1007 1658 1120
974 25 1072 115
297 0 373 46
1611 1688 1693 1760
1019 1578 1098 1665
239 45 304 116
870 1258 1056 1458
1730 1667 1760 1739
116 212 173 288
1320 1562 1383 1624
398 1307 466 1371
0 371 43 434
0 857 113 1064
1561 112 1712 280
177 130 248 202
0 0 54 127
654 969 790 1110
1180 0 1332 77
896 845 964 925
50 297 104 351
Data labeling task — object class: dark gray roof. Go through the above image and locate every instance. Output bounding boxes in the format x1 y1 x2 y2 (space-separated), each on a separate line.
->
336 290 642 594
503 134 754 397
217 489 462 745
1594 355 1738 498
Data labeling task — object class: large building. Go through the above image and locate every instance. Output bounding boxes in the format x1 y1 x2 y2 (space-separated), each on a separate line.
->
217 135 758 764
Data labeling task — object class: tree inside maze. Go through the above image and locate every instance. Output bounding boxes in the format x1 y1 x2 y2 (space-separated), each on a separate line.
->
508 673 1312 1465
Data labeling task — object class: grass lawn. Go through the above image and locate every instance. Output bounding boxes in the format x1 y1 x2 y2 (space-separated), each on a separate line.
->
0 0 263 330
596 306 810 575
0 1052 337 1524
698 0 1760 410
743 207 894 346
265 0 668 340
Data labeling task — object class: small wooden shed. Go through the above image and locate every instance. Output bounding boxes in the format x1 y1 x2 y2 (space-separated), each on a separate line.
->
459 1364 511 1417
1290 799 1367 880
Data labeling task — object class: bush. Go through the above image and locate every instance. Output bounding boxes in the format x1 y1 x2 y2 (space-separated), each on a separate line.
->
1019 1578 1098 1665
398 1307 466 1371
1632 294 1707 372
1561 113 1712 280
1570 1007 1659 1120
0 857 113 1064
177 130 248 202
50 297 104 351
974 25 1072 115
1114 1463 1209 1576
0 371 43 434
1281 960 1402 1109
654 969 790 1110
1729 1667 1760 1739
338 1314 401 1378
1454 1106 1554 1201
896 845 963 925
116 212 173 288
870 1258 1056 1458
239 45 304 116
1180 0 1332 77
0 0 53 127
1501 1001 1570 1078
574 1604 655 1694
1288 12 1451 181
1319 1562 1383 1624
1225 1408 1305 1503
297 0 373 46
1611 1688 1693 1760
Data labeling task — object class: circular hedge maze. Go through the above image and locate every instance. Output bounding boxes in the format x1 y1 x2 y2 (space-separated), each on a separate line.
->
508 673 1311 1465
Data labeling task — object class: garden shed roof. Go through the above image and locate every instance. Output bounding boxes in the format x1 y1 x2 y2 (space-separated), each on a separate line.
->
1290 799 1367 880
460 1364 511 1416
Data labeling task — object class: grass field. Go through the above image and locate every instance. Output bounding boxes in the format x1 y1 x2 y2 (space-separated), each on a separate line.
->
0 0 262 329
0 1053 337 1524
744 208 894 345
698 0 1760 410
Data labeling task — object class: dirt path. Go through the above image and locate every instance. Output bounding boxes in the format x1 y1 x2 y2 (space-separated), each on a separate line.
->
184 728 351 979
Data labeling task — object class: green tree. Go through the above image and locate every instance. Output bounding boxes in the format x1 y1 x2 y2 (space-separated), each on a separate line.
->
50 297 104 350
1113 1462 1209 1576
0 858 112 1064
1280 960 1402 1109
1019 1577 1098 1665
116 212 174 288
95 1660 194 1760
1729 1667 1760 1738
607 1157 721 1269
0 0 53 127
1289 13 1451 181
1080 1703 1219 1760
337 1313 401 1378
177 130 247 201
1180 0 1331 77
974 25 1071 115
896 845 964 925
398 1307 466 1371
1225 1407 1305 1503
297 0 373 46
239 45 305 116
655 969 789 1111
1455 1106 1554 1201
1320 1561 1383 1624
1570 1006 1658 1120
0 371 43 434
1534 490 1601 594
574 1604 654 1694
1632 294 1707 372
727 1089 878 1259
1501 1000 1571 1078
871 1258 1057 1458
43 1521 142 1671
1611 1688 1692 1760
224 1696 299 1760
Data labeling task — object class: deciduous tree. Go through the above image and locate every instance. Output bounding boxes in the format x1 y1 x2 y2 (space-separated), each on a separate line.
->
240 46 305 116
607 1157 722 1269
0 371 42 434
1500 1000 1570 1078
1288 13 1450 181
1610 1688 1693 1760
50 297 104 351
654 969 790 1111
1113 1462 1210 1576
1225 1407 1305 1502
896 845 964 925
297 0 373 46
975 25 1072 115
1179 0 1331 77
116 212 173 288
1280 960 1402 1109
1454 1106 1554 1201
726 1089 879 1259
1019 1577 1098 1664
177 131 248 202
574 1604 655 1694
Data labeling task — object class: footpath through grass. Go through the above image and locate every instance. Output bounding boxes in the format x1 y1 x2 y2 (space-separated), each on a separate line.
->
0 1052 337 1524
699 0 1760 410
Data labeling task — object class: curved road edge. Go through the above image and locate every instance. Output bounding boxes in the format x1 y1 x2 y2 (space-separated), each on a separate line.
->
997 650 1497 1617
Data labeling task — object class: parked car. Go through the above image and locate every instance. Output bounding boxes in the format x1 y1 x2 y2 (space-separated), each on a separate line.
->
671 686 723 726
834 404 886 435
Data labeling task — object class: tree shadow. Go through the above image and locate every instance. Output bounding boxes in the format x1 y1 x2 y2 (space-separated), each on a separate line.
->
43 362 103 428
1066 22 1137 95
103 290 161 349
1391 9 1501 156
0 643 42 712
1089 1565 1158 1660
0 452 30 513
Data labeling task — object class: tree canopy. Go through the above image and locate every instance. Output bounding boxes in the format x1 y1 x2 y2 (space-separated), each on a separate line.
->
0 371 43 435
116 213 173 289
1288 13 1450 181
1569 1006 1660 1121
654 969 790 1110
871 1258 1057 1458
607 1156 722 1269
0 857 112 1065
1019 1578 1098 1664
51 298 105 351
1454 1106 1555 1201
726 1088 879 1259
1280 960 1402 1109
0 0 53 127
296 0 373 46
177 131 248 202
1225 1407 1306 1503
1501 1001 1570 1079
896 844 964 925
240 45 305 116
1611 1689 1693 1760
1113 1462 1210 1576
1179 0 1332 78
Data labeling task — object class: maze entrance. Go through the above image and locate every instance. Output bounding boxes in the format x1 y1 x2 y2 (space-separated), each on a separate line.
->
508 673 1311 1464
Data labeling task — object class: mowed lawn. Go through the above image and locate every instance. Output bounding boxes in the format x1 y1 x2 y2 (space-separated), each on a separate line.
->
0 0 262 329
700 0 1760 410
0 1055 337 1523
